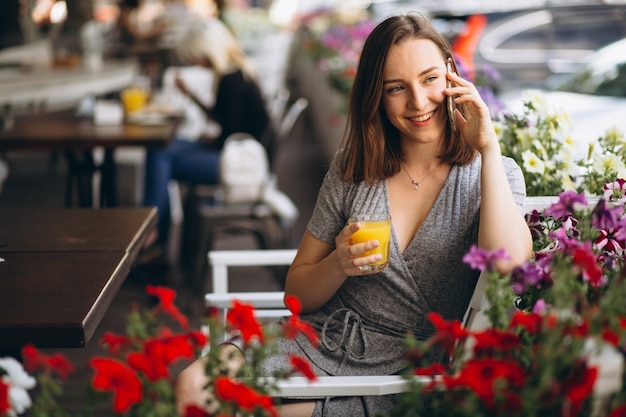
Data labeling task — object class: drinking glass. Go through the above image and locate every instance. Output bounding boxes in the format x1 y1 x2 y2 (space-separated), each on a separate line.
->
348 214 392 271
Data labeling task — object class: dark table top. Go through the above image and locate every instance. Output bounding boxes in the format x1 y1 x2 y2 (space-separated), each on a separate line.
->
0 110 179 151
0 206 157 350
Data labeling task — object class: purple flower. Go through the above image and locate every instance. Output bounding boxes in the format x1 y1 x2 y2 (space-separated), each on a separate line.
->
544 190 587 220
510 262 544 295
532 299 548 314
591 199 623 231
462 245 510 272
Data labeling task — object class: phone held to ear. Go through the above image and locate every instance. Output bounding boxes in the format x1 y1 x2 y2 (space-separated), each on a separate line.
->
446 61 457 132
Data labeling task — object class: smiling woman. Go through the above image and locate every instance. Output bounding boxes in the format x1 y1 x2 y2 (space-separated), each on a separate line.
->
175 11 532 417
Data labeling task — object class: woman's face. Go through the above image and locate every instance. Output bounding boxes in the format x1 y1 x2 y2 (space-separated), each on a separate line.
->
381 38 449 145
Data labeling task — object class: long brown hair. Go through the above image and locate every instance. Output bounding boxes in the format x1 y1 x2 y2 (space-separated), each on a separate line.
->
338 12 475 184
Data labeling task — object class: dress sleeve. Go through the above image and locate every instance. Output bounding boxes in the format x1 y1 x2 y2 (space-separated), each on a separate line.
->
502 155 528 214
306 153 350 244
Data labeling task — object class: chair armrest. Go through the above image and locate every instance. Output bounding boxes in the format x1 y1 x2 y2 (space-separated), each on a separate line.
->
267 375 433 397
205 291 285 308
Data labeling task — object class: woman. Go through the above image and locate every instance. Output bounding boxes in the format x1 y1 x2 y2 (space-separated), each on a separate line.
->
142 18 270 250
175 12 532 416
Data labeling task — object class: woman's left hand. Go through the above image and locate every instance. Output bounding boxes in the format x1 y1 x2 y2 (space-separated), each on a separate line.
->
445 71 498 153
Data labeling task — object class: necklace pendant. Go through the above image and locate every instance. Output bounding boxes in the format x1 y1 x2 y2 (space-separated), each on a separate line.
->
412 181 420 190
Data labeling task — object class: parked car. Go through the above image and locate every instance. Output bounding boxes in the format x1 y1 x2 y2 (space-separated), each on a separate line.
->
473 4 626 93
499 37 626 156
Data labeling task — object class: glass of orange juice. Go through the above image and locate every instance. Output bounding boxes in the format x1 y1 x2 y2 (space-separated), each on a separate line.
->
121 87 148 115
348 214 392 271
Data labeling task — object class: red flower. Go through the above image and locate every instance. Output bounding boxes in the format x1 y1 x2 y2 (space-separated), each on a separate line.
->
215 376 277 417
0 381 9 414
99 331 132 356
128 332 204 381
609 403 626 417
472 328 520 353
563 362 597 416
444 358 525 408
146 285 189 328
572 247 604 287
426 312 467 356
282 296 319 347
226 300 264 344
89 357 143 413
289 354 317 381
21 343 75 380
509 310 542 334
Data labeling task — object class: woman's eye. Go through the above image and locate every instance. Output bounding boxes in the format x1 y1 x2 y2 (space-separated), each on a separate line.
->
425 76 437 83
386 85 403 93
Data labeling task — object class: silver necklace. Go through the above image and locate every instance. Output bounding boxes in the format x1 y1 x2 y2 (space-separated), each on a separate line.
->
400 162 441 190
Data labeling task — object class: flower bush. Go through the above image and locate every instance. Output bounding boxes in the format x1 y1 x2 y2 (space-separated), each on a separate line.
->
391 185 626 417
0 285 318 417
298 8 376 100
496 90 626 196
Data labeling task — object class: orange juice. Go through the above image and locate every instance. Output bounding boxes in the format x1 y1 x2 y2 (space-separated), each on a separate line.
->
121 87 147 114
349 215 391 270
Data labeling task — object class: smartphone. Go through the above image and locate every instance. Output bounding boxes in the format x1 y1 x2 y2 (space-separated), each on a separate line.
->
446 61 457 132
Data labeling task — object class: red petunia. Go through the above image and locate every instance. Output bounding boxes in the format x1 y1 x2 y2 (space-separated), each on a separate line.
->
472 328 520 353
608 403 626 417
0 381 9 414
509 310 542 334
289 354 317 381
99 331 132 356
21 343 75 380
128 332 204 381
226 300 264 344
89 357 143 413
282 295 319 346
426 312 467 356
215 376 277 417
444 358 525 408
563 362 597 416
146 284 189 328
572 247 605 287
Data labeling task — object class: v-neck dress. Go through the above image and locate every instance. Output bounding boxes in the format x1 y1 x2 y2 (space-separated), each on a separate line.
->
261 152 526 416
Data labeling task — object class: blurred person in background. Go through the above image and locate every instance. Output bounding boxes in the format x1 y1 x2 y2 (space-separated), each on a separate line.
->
142 18 271 256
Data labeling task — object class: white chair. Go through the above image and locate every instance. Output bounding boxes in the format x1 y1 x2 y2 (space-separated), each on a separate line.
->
203 196 556 397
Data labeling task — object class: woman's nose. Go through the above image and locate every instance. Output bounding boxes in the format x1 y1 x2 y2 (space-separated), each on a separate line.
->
408 86 428 110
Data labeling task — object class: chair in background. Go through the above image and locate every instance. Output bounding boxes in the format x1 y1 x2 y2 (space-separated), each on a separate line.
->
173 93 309 290
202 196 556 398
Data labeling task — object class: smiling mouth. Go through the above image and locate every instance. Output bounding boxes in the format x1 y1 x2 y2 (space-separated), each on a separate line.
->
408 110 435 122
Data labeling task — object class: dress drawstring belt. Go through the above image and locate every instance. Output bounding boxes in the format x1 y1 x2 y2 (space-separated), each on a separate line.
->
320 308 368 373
319 309 370 417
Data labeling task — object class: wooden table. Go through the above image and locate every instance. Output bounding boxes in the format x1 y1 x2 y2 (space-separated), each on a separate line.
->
0 110 179 207
0 207 157 352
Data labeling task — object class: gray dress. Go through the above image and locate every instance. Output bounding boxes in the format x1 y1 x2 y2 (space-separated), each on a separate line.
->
261 153 526 416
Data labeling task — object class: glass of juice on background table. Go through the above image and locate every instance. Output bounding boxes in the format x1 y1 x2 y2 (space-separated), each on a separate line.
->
348 214 392 271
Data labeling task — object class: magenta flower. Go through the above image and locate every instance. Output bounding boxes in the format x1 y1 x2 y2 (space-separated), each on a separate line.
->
462 245 510 272
591 199 624 231
544 190 587 219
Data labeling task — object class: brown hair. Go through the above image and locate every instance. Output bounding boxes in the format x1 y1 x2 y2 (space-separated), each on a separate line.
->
338 12 475 184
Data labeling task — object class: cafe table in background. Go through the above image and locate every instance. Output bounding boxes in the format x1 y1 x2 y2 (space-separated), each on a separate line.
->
0 109 180 207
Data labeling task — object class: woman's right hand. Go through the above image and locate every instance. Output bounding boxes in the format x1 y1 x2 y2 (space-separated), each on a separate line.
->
335 222 382 275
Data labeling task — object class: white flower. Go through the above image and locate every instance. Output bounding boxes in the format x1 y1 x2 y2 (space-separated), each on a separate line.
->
522 150 546 174
593 152 625 175
0 357 36 416
522 90 549 118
